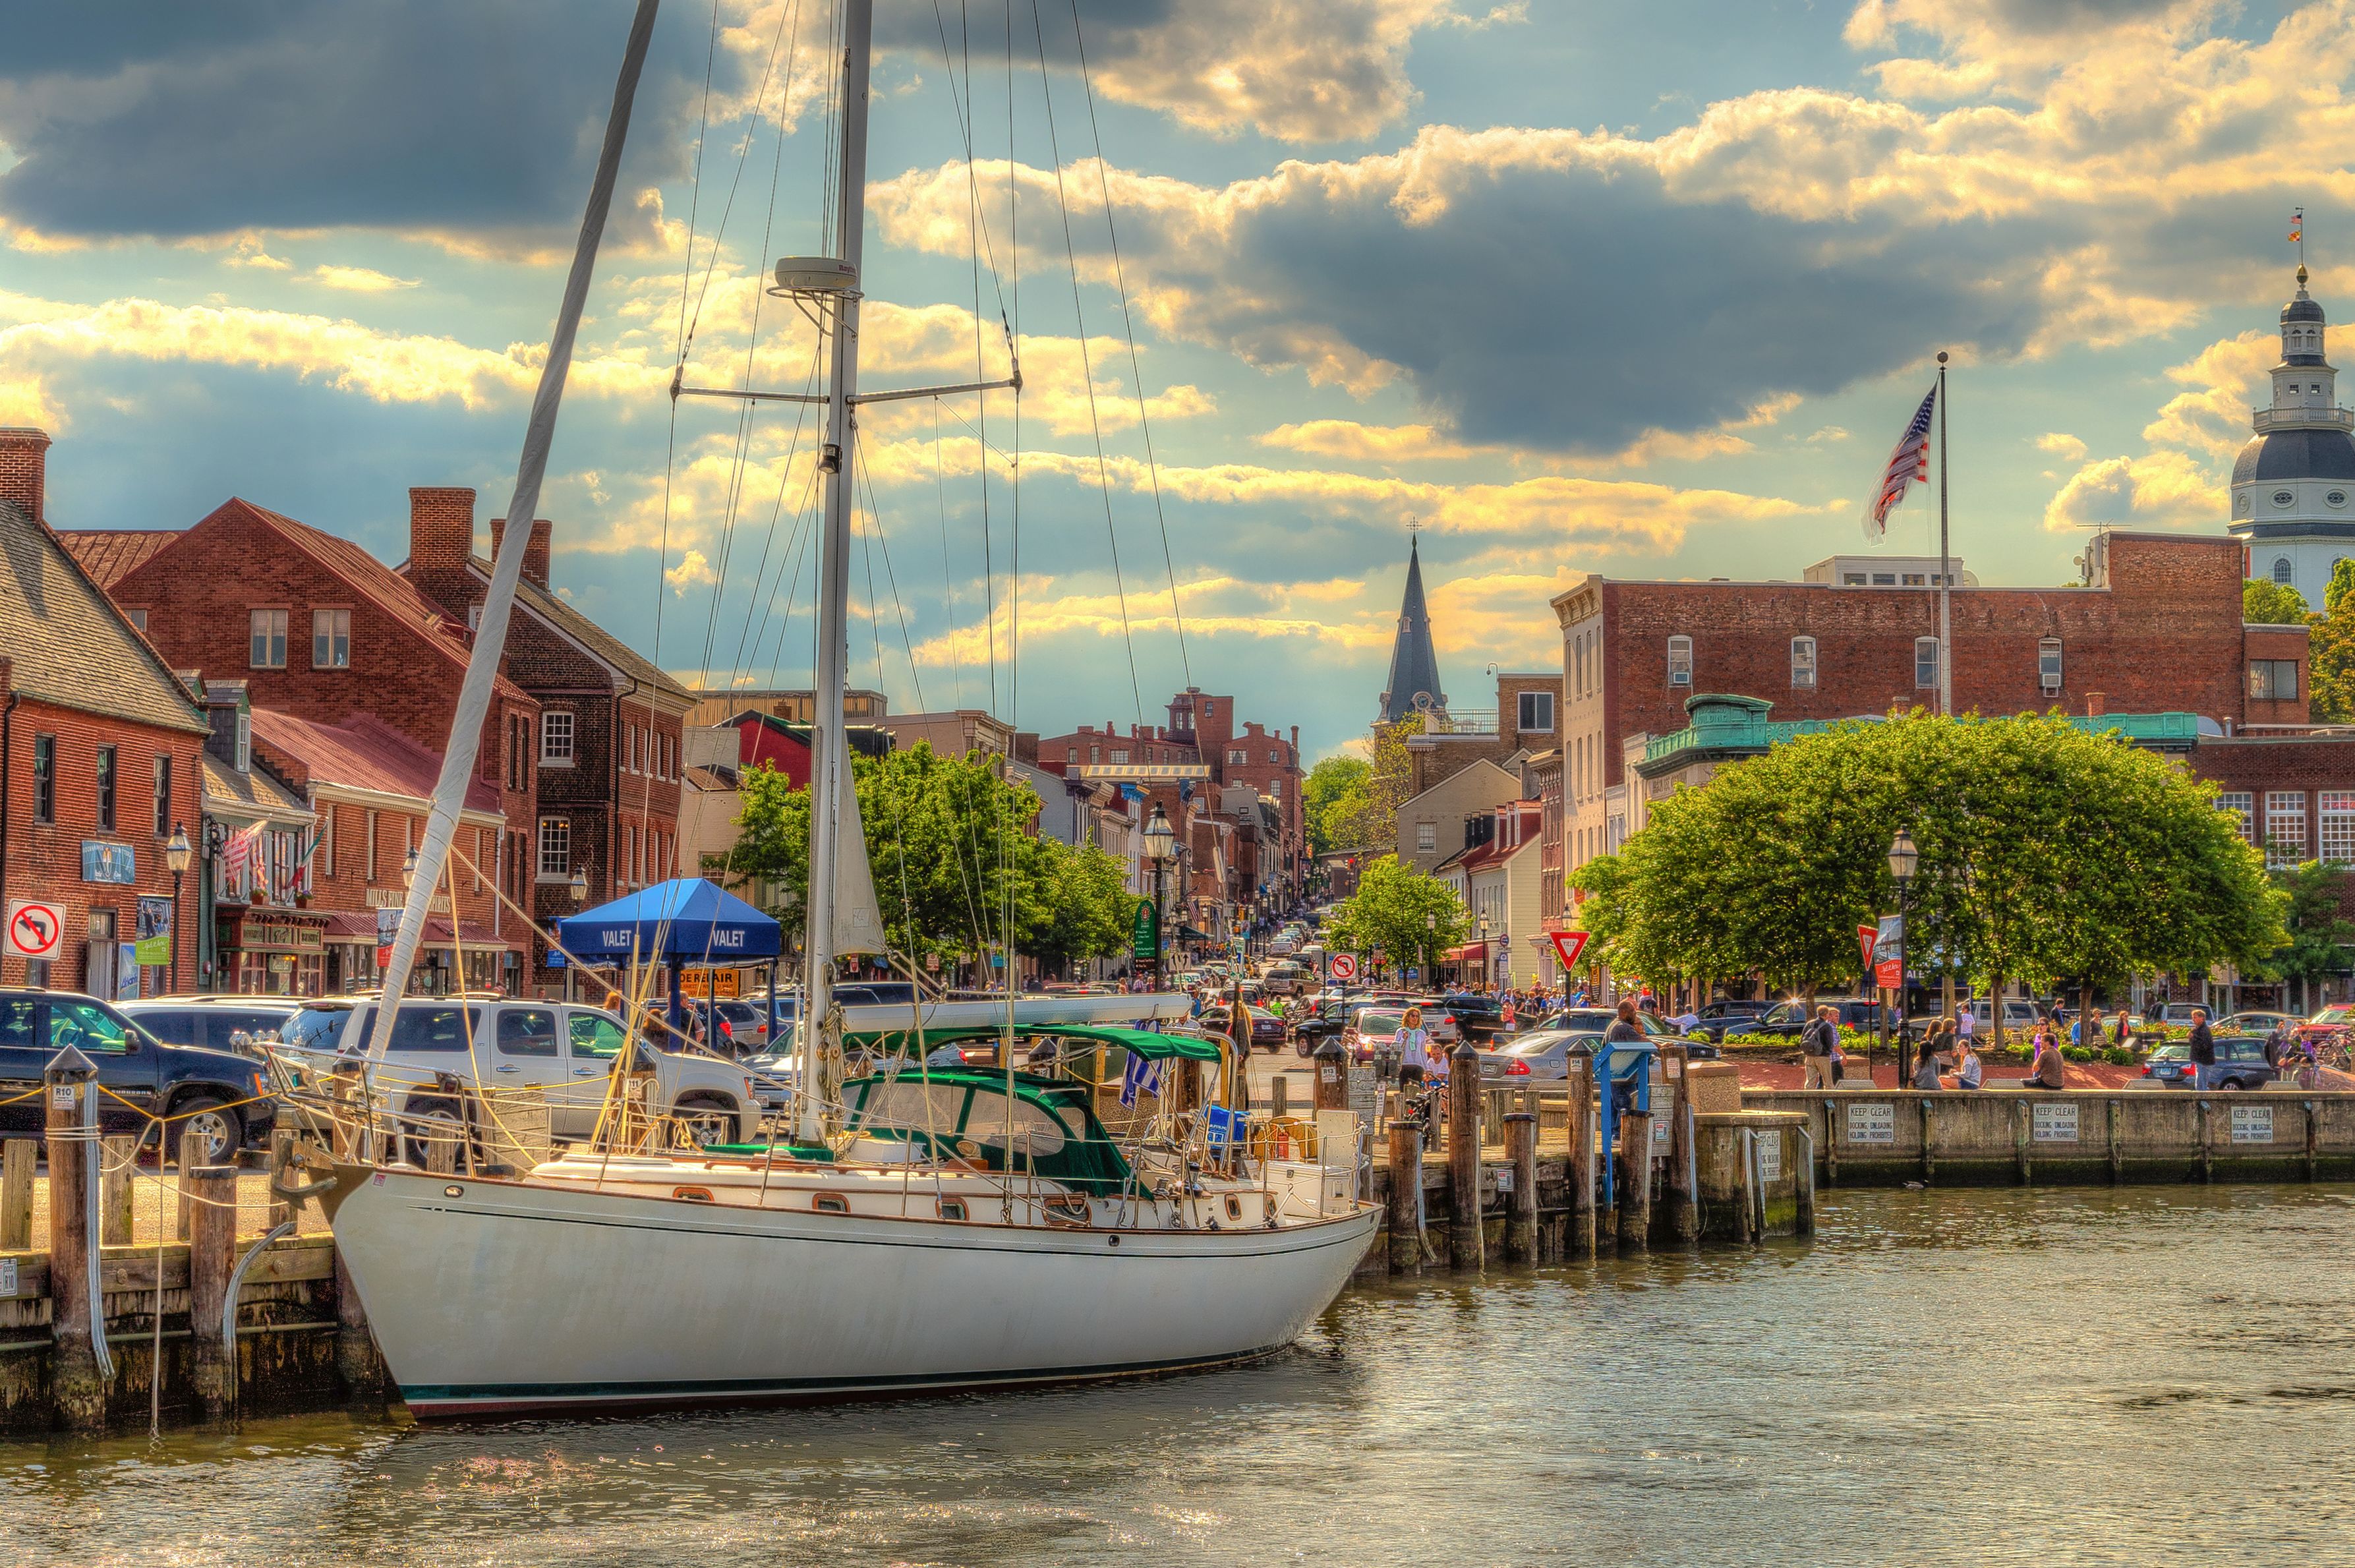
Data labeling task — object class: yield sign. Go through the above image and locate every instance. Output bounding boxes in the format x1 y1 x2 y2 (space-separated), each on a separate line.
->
5 900 65 960
1548 931 1589 970
1856 924 1878 974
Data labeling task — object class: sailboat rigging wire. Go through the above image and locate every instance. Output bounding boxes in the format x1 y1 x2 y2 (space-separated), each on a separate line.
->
1028 0 1143 725
678 0 803 363
933 399 966 709
672 0 721 366
1065 0 1190 687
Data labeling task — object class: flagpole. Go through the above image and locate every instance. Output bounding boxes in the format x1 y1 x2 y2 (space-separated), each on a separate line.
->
1936 350 1952 718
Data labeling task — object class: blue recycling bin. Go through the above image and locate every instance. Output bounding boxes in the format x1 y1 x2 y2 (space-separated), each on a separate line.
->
1589 1037 1655 1207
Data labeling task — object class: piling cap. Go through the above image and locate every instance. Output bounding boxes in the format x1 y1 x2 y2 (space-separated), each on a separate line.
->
1312 1035 1347 1059
43 1044 98 1082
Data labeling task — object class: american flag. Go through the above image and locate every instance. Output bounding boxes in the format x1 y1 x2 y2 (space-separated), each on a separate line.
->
1865 384 1938 538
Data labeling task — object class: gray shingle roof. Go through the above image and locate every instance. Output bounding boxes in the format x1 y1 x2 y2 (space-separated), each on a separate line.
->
0 500 208 734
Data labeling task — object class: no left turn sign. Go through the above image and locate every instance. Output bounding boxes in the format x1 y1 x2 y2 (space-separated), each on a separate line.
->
5 900 65 960
1329 953 1358 981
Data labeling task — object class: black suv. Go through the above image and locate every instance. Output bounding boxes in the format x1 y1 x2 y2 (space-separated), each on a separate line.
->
1744 997 1882 1039
0 989 275 1161
1439 993 1509 1040
1689 999 1776 1042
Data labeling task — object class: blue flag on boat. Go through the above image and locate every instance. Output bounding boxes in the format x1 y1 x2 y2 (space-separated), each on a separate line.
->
1203 1103 1240 1153
1119 1052 1163 1107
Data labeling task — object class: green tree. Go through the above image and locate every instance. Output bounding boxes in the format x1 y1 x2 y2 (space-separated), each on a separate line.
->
2308 560 2355 723
1573 712 2285 1031
724 742 1051 967
1325 854 1468 977
1022 839 1138 973
1335 714 1424 852
1303 755 1372 856
2261 859 2355 1013
2244 577 2312 625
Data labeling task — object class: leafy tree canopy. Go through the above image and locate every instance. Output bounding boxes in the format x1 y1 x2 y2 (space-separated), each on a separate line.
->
1325 854 1468 976
1569 712 2285 1001
2243 576 2312 627
1304 755 1372 856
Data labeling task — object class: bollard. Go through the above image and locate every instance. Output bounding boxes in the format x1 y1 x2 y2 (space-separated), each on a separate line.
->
101 1134 136 1246
0 1138 33 1251
1386 1118 1424 1276
1662 1047 1699 1244
1503 1111 1538 1263
45 1047 107 1432
1567 1060 1596 1261
177 1123 204 1240
1313 1038 1349 1114
1615 1109 1652 1255
1446 1043 1483 1271
188 1165 240 1420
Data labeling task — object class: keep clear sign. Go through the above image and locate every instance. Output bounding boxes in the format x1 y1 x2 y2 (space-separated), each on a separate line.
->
1846 1102 1896 1144
1755 1132 1783 1182
2032 1102 2080 1144
2230 1104 2277 1144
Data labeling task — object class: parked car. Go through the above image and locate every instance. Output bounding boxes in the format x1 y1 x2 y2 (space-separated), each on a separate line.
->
2141 1037 2280 1090
121 996 301 1059
1743 998 1884 1039
277 996 757 1156
1198 1005 1289 1052
1290 996 1356 1057
2213 1010 2300 1037
1438 993 1509 1040
1343 1008 1409 1064
1474 1029 1600 1080
1259 962 1309 997
0 989 274 1161
1526 1007 1718 1057
1688 999 1775 1042
2296 1004 2355 1044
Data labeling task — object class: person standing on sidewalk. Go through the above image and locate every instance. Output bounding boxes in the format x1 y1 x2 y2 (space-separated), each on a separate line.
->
2188 1008 2217 1090
1801 1004 1839 1089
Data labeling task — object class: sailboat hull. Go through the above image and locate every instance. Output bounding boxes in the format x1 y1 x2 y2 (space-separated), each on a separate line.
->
330 1168 1380 1418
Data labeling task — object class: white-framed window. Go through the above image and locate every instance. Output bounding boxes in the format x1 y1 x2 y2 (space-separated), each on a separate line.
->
319 802 335 879
1065 747 1077 764
126 608 148 633
537 817 570 878
1228 748 1247 765
1915 637 1940 689
1667 635 1692 687
248 608 287 668
2323 792 2355 864
1518 690 1555 732
1416 821 1437 853
365 809 379 881
1090 745 1101 764
1111 749 1130 765
2215 792 2253 843
2266 790 2307 868
2039 637 2062 690
311 608 350 669
1790 636 1817 690
540 711 575 766
2273 556 2295 585
235 708 250 772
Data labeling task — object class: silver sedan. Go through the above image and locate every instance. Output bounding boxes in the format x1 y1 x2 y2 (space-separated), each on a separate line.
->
1474 1029 1603 1080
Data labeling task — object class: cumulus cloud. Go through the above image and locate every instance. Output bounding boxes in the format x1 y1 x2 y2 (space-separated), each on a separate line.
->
2043 448 2222 530
2036 432 2088 461
309 265 420 293
2041 324 2269 529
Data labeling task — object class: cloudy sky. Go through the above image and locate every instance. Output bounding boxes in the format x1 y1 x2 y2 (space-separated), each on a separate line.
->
0 0 2339 758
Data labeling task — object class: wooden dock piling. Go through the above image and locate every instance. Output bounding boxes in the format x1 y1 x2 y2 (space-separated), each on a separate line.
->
100 1134 135 1246
188 1165 240 1421
0 1138 32 1251
46 1062 106 1433
1615 1109 1652 1256
1662 1048 1699 1243
1313 1039 1349 1115
1387 1119 1424 1276
1503 1111 1537 1263
176 1124 202 1240
1568 1062 1596 1260
1447 1045 1482 1271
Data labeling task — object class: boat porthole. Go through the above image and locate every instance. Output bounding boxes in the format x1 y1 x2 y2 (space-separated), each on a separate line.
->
814 1195 849 1214
1107 1234 1120 1247
1225 1196 1243 1220
674 1186 714 1203
443 1184 464 1198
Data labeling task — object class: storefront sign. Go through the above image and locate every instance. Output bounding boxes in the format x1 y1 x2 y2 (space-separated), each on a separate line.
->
1130 897 1159 962
2230 1105 2275 1144
680 968 745 1000
134 897 174 966
1846 1102 1896 1144
81 842 135 885
2032 1102 2079 1143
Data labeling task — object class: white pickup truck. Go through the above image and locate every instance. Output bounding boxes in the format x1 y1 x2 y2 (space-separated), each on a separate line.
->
277 996 758 1158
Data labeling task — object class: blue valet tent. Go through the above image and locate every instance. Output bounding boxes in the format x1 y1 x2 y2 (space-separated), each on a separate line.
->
554 877 784 1031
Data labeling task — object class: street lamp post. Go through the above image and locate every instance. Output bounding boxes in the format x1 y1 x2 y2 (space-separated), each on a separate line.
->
1478 913 1492 992
563 865 589 999
1142 804 1175 986
1424 911 1436 986
1888 829 1918 1086
164 824 192 996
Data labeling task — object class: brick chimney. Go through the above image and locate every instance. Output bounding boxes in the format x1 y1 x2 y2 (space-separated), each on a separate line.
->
490 516 554 591
0 427 51 524
2086 691 2106 718
409 486 475 573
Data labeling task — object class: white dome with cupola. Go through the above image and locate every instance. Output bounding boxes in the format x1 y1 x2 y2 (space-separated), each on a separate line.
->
2230 266 2355 608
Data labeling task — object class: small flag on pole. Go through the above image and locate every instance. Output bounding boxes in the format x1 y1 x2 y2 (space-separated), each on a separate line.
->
1865 383 1938 540
1119 1052 1163 1107
2290 208 2304 244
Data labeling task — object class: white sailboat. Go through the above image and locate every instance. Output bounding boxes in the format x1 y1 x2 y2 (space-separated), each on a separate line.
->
306 0 1378 1418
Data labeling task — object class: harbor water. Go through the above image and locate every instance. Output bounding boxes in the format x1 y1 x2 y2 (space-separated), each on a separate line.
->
7 1184 2354 1567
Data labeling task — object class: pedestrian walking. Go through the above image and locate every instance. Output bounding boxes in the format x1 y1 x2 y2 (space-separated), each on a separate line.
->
1397 1006 1434 1088
2187 1008 2216 1089
1800 1004 1838 1089
1956 1002 1976 1043
2112 1006 2134 1047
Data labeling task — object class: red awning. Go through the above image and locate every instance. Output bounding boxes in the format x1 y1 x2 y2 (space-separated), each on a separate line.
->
1444 943 1486 960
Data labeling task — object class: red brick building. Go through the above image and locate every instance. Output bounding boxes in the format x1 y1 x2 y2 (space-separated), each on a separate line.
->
0 428 210 996
399 488 691 983
1551 531 2310 886
65 490 541 985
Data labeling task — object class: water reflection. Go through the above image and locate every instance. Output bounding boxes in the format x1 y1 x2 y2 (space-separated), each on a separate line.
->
8 1185 2355 1567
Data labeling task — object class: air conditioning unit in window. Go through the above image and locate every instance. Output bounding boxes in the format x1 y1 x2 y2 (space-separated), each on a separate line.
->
2042 677 2061 695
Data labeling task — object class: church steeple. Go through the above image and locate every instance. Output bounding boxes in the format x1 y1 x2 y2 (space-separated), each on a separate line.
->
1378 534 1447 724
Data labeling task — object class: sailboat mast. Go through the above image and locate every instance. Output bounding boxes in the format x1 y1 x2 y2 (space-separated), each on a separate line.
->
363 0 659 1060
801 0 875 1143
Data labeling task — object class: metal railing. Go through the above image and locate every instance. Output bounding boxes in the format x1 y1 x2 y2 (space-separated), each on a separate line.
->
2251 405 2355 432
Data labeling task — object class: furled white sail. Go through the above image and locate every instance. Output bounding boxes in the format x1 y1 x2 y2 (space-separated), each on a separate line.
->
830 765 890 956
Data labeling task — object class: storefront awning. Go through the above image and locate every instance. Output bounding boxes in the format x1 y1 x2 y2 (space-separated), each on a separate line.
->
1445 943 1487 960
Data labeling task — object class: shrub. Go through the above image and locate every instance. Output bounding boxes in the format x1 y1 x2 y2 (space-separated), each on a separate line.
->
2062 1045 2094 1062
2105 1045 2137 1066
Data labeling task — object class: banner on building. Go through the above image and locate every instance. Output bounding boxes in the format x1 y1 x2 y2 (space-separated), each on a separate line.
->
134 897 174 966
1130 897 1159 962
81 842 136 885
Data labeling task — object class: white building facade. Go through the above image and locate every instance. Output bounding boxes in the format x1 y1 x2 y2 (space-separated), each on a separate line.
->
2230 265 2355 610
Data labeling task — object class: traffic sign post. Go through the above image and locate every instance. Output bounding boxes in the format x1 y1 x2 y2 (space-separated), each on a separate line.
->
1547 931 1589 972
1329 952 1359 983
5 901 65 962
